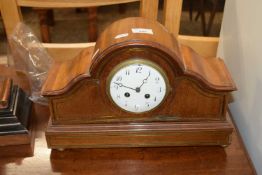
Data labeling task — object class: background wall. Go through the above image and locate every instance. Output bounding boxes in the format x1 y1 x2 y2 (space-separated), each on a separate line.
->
217 0 262 174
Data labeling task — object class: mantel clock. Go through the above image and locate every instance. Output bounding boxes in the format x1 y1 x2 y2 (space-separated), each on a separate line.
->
42 17 236 149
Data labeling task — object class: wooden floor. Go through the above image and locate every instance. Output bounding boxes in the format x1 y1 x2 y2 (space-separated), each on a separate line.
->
0 66 257 175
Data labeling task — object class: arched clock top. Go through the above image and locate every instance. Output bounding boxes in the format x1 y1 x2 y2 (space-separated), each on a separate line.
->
89 17 184 76
41 17 236 96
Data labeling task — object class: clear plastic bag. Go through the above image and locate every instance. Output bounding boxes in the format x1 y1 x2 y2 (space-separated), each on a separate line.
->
8 23 53 105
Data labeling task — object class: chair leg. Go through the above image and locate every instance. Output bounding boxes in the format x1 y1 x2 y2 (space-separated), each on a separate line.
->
206 0 218 35
195 11 200 21
87 7 98 42
47 9 55 26
36 9 51 43
199 0 207 36
189 0 193 21
118 4 127 14
76 8 84 13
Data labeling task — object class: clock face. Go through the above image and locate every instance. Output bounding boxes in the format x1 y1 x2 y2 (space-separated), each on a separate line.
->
108 59 168 113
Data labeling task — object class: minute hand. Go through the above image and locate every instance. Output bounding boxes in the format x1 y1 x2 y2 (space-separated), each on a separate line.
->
139 72 151 89
113 82 136 91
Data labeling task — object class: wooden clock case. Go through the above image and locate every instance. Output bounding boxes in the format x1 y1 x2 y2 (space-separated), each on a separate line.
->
42 17 236 149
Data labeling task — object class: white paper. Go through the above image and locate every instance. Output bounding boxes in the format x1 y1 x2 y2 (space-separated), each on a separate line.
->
131 28 153 35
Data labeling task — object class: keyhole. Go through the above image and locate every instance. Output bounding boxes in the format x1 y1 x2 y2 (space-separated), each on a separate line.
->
145 94 150 99
124 92 130 97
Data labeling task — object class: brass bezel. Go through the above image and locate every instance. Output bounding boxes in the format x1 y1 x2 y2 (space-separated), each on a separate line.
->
106 58 170 114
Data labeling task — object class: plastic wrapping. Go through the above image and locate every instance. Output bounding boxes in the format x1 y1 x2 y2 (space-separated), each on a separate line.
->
9 23 53 105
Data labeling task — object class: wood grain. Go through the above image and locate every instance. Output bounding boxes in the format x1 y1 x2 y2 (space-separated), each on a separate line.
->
41 17 236 148
0 0 23 37
178 35 219 57
41 35 218 61
0 77 11 109
46 113 233 148
42 17 235 95
0 66 256 174
17 0 140 8
41 34 219 61
0 132 32 146
0 67 34 147
0 55 8 65
1 0 219 62
163 0 183 37
35 8 51 43
46 77 228 125
87 7 98 42
181 45 236 91
43 42 96 61
41 47 94 95
140 0 159 20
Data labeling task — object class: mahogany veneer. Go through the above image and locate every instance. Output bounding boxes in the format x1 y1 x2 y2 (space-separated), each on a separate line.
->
0 77 11 109
0 65 256 175
42 17 236 149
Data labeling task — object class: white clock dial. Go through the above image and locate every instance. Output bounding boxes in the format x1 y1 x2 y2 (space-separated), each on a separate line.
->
108 60 168 113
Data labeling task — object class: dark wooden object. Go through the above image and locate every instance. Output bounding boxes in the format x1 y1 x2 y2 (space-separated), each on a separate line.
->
35 8 53 43
0 77 11 109
42 17 236 149
0 65 256 175
0 77 33 146
87 7 98 42
189 0 220 36
35 7 98 42
118 4 127 14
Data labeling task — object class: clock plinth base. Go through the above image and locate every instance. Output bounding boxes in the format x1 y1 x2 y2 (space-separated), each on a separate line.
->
45 113 233 149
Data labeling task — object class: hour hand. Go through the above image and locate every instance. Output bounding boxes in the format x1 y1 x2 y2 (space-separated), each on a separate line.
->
113 82 136 91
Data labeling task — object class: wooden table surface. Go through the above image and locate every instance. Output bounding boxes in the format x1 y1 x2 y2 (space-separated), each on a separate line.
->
0 66 257 175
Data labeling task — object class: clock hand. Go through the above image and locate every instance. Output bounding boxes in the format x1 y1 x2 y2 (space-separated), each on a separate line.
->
138 71 151 89
113 82 136 91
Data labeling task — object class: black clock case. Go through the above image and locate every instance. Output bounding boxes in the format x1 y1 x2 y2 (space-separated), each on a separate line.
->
0 82 32 146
